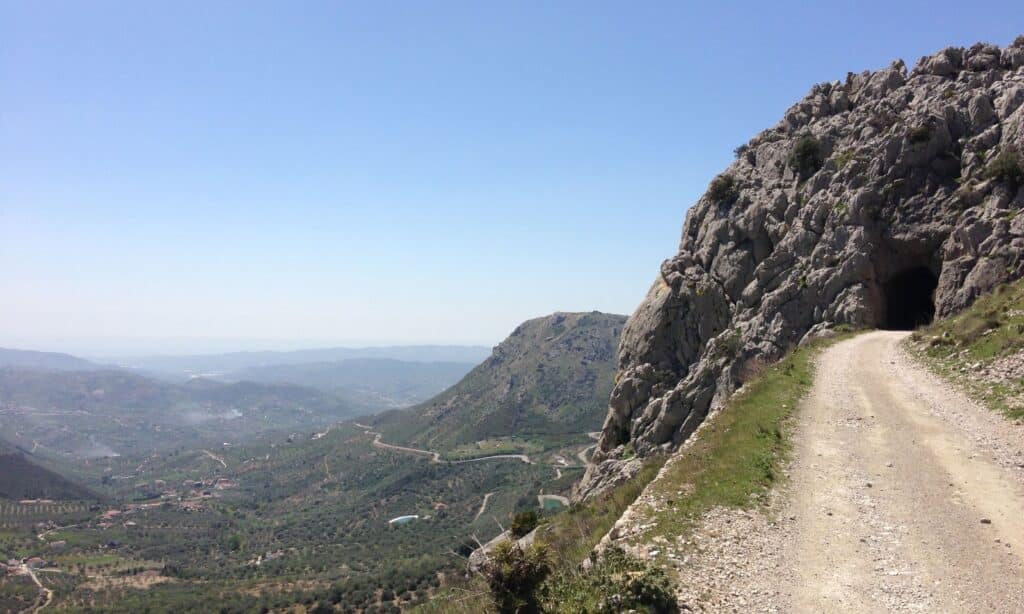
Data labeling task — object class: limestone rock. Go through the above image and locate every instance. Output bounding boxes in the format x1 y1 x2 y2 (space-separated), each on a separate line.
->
576 37 1024 500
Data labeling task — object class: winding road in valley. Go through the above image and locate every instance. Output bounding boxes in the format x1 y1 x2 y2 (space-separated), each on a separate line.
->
577 431 601 465
16 561 54 613
673 331 1024 612
354 424 531 465
353 423 585 527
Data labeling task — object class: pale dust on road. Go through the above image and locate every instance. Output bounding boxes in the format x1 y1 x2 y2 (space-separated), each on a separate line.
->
474 492 494 522
673 330 1024 613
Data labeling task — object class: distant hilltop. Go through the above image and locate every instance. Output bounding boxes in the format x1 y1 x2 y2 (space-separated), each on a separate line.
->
374 311 627 450
0 347 100 371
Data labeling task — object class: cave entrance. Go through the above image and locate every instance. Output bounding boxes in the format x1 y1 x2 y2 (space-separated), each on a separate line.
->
882 266 938 330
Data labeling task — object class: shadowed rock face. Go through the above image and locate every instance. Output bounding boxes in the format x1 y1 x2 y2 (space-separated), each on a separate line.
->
577 38 1024 500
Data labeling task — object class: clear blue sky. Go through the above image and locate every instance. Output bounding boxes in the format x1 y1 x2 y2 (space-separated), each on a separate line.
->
2 2 1021 354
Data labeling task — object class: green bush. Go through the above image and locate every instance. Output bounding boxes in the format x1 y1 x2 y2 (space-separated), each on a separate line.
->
984 149 1024 187
834 150 856 169
510 510 539 538
707 174 738 204
733 144 749 159
483 541 551 614
788 135 823 179
544 546 677 613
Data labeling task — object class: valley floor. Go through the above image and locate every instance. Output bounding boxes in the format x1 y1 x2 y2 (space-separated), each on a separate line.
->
627 331 1024 612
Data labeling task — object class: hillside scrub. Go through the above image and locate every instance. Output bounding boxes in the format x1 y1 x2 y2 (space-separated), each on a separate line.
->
706 174 737 204
511 510 539 538
909 278 1024 418
373 312 626 451
983 148 1024 187
482 541 551 613
414 458 665 613
416 335 840 613
544 546 677 613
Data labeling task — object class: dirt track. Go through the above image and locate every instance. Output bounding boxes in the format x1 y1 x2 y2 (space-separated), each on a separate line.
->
674 331 1024 612
356 425 531 464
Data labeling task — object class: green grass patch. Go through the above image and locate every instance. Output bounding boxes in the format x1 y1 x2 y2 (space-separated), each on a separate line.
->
909 277 1024 418
544 546 676 613
833 149 857 169
633 337 824 543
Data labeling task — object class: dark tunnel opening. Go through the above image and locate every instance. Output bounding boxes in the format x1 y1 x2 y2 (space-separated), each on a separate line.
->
882 266 938 330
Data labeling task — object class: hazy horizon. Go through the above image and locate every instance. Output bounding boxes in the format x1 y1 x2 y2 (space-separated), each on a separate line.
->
4 2 1021 355
0 333 499 358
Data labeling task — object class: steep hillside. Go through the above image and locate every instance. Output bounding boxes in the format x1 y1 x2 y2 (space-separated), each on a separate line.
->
226 358 476 410
0 424 572 611
374 312 626 450
0 347 99 371
581 38 1024 498
0 367 355 457
0 445 97 500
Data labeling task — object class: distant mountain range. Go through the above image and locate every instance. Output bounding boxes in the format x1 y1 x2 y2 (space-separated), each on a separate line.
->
0 345 490 456
0 366 358 457
374 312 626 450
224 358 477 410
0 347 101 371
0 312 624 609
99 344 492 378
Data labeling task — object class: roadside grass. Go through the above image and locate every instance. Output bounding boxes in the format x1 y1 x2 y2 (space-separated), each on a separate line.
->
414 333 843 612
909 278 1024 418
634 339 823 543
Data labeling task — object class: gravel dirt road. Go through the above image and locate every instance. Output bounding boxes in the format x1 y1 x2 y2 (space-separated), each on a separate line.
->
673 330 1024 613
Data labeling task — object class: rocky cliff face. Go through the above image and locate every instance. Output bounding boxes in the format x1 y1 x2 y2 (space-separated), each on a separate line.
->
578 38 1024 499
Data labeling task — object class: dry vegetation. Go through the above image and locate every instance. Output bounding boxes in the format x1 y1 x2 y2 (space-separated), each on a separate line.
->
910 278 1024 418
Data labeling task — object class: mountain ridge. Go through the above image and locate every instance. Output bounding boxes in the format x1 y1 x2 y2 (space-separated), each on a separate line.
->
223 357 477 410
100 344 492 376
0 366 358 457
0 347 100 371
374 311 626 451
0 441 98 501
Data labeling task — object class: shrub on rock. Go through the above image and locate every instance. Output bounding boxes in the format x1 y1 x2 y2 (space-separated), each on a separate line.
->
483 541 550 614
984 149 1023 187
788 135 823 179
707 174 738 204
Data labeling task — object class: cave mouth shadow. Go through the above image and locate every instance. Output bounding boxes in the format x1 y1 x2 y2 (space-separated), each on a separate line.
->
881 266 939 330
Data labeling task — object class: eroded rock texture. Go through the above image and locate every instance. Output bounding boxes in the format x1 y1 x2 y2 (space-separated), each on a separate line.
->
577 38 1024 499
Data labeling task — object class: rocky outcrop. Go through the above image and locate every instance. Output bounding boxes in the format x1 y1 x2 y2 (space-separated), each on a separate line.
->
467 527 538 572
577 37 1024 499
